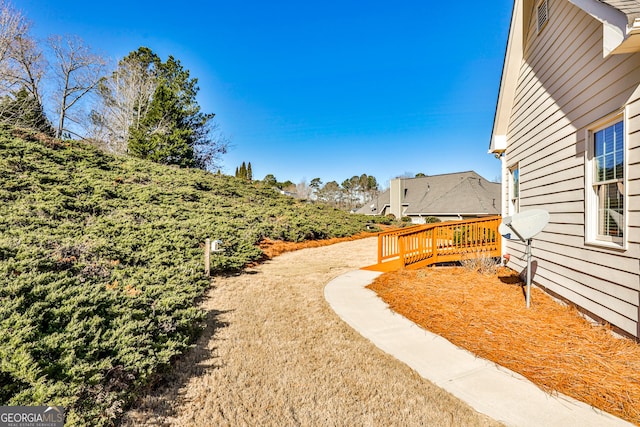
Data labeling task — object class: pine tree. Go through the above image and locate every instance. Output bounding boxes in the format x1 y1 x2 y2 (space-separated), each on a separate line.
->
0 87 54 135
247 162 252 181
263 174 277 186
126 49 223 168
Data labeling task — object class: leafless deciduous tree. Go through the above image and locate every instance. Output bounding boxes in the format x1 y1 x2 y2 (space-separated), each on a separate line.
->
48 34 106 138
9 34 46 101
0 0 27 94
0 1 52 132
295 180 313 200
90 54 157 154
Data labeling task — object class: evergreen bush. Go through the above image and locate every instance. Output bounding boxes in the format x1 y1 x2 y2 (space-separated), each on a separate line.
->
0 127 376 425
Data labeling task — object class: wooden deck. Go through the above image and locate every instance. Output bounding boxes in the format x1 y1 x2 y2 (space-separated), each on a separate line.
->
362 216 502 272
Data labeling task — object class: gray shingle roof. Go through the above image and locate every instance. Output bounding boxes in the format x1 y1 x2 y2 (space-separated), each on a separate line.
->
403 171 500 215
358 171 500 217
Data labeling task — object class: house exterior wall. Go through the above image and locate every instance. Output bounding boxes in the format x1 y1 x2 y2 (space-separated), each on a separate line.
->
389 179 403 219
503 0 640 337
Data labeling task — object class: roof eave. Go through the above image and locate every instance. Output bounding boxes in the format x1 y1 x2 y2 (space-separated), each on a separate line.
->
569 0 640 56
609 18 640 54
490 0 523 154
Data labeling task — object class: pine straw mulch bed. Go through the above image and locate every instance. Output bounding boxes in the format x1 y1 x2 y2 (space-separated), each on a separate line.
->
366 266 640 426
256 225 398 260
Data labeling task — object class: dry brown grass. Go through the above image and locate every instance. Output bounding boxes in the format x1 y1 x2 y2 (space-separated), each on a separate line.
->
122 238 501 427
367 267 640 426
257 231 376 260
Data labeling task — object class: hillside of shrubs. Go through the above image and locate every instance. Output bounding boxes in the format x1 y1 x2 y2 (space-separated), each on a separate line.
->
0 126 383 425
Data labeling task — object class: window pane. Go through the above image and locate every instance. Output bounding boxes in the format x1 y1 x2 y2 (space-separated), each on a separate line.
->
615 148 624 180
510 167 519 213
593 121 624 183
594 131 604 156
595 156 605 181
605 153 615 180
615 159 623 180
597 183 624 237
614 121 623 140
604 127 614 153
592 120 624 242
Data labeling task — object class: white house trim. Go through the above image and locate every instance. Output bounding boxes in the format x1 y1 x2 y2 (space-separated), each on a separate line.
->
491 0 640 154
568 0 640 55
490 1 524 154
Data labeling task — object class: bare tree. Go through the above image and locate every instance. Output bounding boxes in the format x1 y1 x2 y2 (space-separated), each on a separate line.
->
296 180 312 200
90 50 157 153
9 34 46 101
0 2 52 133
0 0 27 94
48 34 106 139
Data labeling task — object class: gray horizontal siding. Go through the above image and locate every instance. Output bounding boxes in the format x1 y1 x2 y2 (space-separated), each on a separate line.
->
503 0 640 337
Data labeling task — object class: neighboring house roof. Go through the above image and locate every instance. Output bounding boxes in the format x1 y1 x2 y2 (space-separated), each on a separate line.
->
368 188 390 213
405 172 500 215
358 171 500 217
491 0 640 153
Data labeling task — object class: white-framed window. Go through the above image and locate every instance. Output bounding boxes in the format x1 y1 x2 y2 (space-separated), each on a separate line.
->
585 114 625 247
537 0 549 33
509 164 520 214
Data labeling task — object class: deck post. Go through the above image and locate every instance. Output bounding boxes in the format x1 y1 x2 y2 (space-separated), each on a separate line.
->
398 235 405 267
431 228 438 264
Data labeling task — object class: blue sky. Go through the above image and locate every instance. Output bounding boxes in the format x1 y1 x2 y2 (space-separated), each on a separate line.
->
20 0 513 188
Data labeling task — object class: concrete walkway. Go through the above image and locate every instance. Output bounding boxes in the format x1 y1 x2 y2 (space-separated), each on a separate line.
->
324 269 634 427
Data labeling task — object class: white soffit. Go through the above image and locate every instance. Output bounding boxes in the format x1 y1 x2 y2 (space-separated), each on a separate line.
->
611 19 640 54
568 0 635 56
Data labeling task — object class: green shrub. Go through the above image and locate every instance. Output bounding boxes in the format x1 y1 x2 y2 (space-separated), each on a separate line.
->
0 127 378 425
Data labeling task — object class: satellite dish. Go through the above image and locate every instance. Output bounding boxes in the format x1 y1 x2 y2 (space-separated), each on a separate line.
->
499 209 549 309
499 209 549 241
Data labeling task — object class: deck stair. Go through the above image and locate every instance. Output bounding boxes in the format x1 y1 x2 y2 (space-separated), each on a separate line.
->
363 216 502 272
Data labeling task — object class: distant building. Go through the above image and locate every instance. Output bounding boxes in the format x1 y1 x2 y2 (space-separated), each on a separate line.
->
356 171 501 223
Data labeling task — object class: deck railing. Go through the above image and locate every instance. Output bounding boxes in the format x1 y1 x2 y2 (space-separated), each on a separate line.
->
364 216 502 272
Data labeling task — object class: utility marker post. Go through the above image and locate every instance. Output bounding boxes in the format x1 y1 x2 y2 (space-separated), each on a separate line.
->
204 238 211 277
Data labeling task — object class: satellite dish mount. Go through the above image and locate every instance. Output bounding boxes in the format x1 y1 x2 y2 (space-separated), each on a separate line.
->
498 209 550 308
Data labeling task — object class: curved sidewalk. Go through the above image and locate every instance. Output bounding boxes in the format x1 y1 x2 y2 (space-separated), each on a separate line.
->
324 269 633 427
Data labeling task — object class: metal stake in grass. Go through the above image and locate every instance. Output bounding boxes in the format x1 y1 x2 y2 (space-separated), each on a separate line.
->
525 238 532 309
